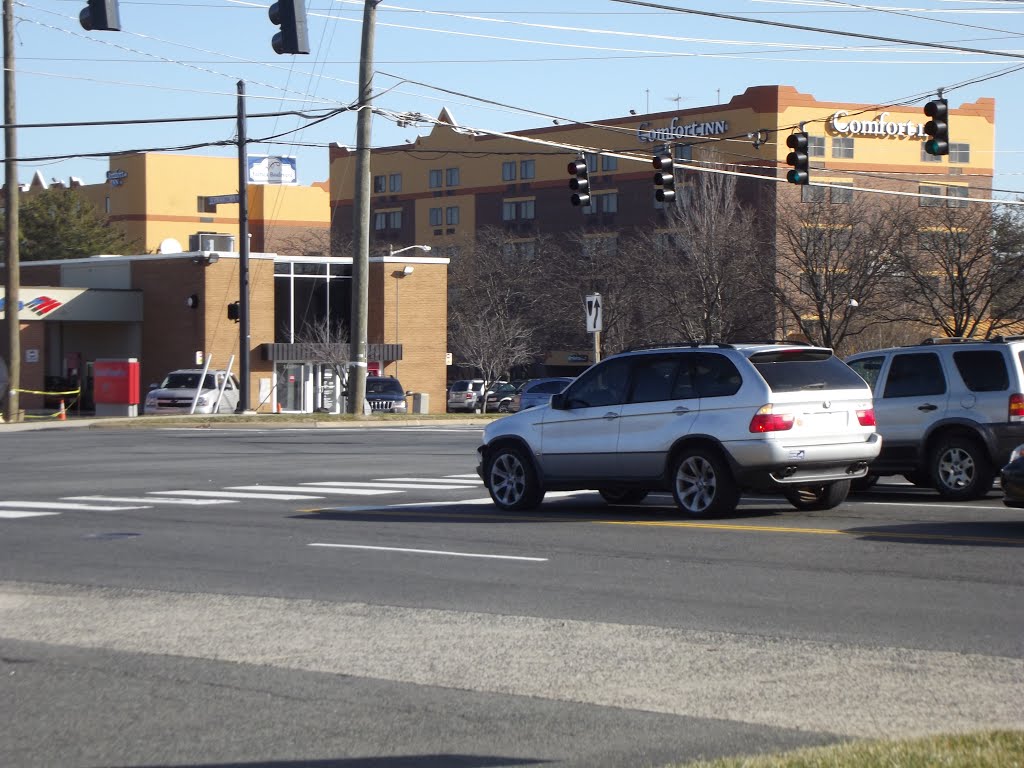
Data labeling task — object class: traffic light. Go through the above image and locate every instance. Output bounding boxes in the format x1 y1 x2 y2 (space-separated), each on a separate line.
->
785 132 809 185
269 0 309 55
227 301 240 322
923 98 949 156
653 154 676 203
568 158 591 207
79 0 120 31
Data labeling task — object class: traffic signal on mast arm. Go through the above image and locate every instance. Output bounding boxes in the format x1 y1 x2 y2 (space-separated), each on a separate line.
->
269 0 310 55
923 98 949 156
653 154 676 203
785 132 810 185
79 0 121 31
568 158 591 207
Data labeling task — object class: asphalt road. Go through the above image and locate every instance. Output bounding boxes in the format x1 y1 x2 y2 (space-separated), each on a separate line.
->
1 424 1022 768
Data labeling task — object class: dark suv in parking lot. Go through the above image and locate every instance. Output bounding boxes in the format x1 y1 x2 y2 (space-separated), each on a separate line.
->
846 336 1024 500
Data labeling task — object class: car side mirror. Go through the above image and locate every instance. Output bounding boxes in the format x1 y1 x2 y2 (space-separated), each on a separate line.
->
550 393 566 410
405 390 412 396
149 383 158 390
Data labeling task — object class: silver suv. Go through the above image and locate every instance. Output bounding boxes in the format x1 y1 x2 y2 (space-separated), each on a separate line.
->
845 336 1024 500
477 343 880 516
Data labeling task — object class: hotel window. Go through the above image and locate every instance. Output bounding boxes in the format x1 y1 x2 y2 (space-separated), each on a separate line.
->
830 185 854 204
599 192 618 213
585 153 598 173
920 144 943 163
373 175 387 193
429 207 443 226
503 199 536 221
502 161 516 182
949 143 970 163
802 186 826 203
946 186 969 207
520 159 536 179
502 201 517 222
389 173 402 193
374 210 402 230
832 137 854 159
428 169 443 189
674 145 693 162
919 185 945 207
807 136 825 158
601 156 618 172
446 167 461 186
446 206 460 226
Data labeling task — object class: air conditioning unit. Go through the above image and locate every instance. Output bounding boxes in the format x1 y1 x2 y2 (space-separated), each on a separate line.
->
189 233 236 252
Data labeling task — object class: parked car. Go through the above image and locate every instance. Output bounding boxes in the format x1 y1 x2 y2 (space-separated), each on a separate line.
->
1002 444 1024 509
448 379 486 413
512 377 574 412
477 342 880 516
144 369 240 415
365 376 408 413
484 381 517 413
846 336 1024 500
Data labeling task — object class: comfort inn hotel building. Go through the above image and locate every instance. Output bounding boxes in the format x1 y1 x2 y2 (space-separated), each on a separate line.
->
2 85 996 413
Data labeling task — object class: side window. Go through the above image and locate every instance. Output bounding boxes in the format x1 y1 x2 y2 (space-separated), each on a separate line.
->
953 351 1009 392
565 358 631 408
883 353 946 398
693 353 742 398
848 356 885 390
671 357 697 399
627 356 679 404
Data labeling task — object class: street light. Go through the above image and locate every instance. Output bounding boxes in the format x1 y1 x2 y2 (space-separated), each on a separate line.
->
389 244 430 379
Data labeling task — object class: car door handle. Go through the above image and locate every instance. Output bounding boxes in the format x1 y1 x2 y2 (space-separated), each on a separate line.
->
603 412 619 420
673 406 691 415
917 404 938 411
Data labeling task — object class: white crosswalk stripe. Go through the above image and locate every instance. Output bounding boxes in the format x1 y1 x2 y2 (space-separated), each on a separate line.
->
376 477 482 485
228 485 395 496
304 481 477 491
66 495 238 506
0 511 61 519
150 490 323 500
0 500 151 511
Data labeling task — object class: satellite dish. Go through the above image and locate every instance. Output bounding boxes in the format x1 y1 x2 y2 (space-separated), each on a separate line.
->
158 238 183 254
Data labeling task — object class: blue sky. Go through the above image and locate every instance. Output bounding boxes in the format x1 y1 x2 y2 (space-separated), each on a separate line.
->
9 0 1024 197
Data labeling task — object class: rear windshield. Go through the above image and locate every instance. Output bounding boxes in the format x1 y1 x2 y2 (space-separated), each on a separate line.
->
162 373 214 389
751 351 868 393
367 379 404 396
530 380 570 394
451 381 470 392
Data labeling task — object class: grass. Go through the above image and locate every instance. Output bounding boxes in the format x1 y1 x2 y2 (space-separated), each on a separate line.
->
669 731 1024 768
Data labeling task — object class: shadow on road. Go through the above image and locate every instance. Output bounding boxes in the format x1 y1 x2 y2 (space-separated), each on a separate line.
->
104 757 546 768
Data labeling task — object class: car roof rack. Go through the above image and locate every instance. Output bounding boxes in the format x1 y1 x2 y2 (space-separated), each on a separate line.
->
989 335 1024 343
919 337 968 345
617 341 736 353
733 339 814 347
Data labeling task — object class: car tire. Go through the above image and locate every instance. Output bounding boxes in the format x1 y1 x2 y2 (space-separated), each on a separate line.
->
670 448 739 518
498 401 511 413
784 480 851 511
849 474 879 493
599 488 649 505
930 435 994 501
486 445 545 511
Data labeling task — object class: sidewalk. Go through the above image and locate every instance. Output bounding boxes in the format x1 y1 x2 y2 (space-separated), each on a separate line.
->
0 412 496 432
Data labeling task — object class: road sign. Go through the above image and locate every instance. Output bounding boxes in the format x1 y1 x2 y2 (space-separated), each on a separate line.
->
585 293 602 333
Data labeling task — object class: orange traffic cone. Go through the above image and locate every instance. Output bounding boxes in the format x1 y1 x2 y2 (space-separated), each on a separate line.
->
57 399 67 421
276 402 283 413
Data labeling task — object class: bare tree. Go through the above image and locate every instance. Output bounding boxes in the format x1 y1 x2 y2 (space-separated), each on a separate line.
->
893 202 1024 338
448 230 542 409
636 166 768 344
769 190 917 354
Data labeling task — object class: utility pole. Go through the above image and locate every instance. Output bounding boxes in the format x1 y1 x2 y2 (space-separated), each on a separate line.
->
236 80 251 412
348 0 379 415
3 0 20 422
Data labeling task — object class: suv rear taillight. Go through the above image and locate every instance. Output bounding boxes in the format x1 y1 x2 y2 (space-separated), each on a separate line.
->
856 408 876 427
1010 393 1024 422
749 405 795 433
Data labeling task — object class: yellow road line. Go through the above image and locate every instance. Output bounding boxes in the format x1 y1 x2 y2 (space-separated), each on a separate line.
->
598 520 1024 545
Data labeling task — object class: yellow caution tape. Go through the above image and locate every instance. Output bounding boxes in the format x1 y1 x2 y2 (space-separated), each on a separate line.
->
14 388 82 396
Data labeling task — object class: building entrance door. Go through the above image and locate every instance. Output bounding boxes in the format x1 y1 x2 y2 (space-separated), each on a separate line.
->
278 363 309 412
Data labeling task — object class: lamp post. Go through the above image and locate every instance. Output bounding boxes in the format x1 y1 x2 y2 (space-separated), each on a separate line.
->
389 244 431 379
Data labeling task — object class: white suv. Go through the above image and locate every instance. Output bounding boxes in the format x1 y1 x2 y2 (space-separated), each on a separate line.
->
477 343 880 516
846 336 1024 499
